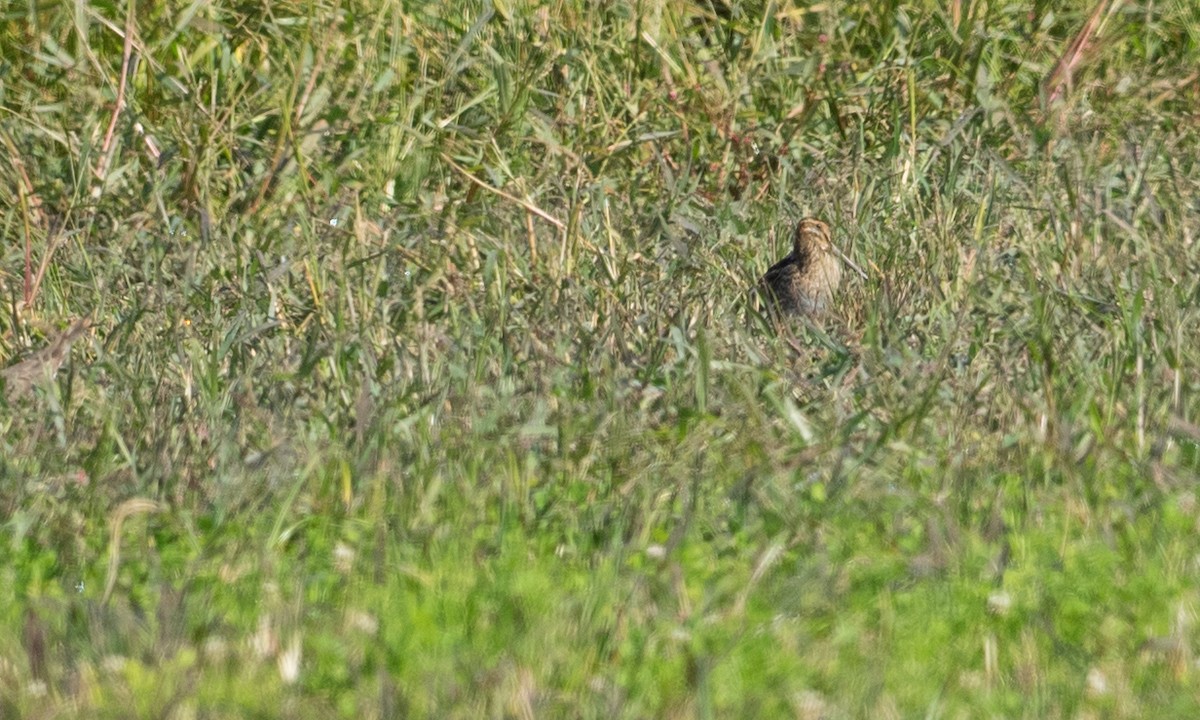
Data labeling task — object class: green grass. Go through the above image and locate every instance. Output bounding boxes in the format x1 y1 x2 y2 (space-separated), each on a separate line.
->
3 0 1200 716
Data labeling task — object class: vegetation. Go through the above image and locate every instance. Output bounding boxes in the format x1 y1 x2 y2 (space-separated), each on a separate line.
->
3 0 1199 716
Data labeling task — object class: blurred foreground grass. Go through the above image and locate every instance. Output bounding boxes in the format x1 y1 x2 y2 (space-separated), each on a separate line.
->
3 0 1200 716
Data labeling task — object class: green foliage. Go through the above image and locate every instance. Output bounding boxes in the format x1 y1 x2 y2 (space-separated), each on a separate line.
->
3 0 1200 716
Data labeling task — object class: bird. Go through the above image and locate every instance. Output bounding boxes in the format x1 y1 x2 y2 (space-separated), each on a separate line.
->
759 217 842 318
1 317 90 401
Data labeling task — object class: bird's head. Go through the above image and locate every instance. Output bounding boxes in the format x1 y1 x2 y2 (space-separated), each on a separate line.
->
792 217 833 256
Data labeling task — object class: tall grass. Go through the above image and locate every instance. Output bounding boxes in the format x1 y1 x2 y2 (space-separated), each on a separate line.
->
2 0 1200 716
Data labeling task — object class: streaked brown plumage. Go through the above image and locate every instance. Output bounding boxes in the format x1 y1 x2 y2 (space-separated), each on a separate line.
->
759 218 842 317
1 317 90 401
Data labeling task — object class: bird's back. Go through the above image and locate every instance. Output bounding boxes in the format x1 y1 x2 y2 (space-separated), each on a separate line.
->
760 250 840 316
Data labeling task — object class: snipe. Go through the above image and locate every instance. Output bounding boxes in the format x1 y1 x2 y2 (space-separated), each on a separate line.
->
1 317 90 401
759 217 842 317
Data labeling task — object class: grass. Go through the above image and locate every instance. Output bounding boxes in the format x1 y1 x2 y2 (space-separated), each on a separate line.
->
2 0 1200 716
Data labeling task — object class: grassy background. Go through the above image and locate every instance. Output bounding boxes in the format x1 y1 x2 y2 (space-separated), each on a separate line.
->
3 0 1200 716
